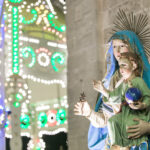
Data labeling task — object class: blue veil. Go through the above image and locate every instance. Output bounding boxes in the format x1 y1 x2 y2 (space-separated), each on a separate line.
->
88 30 150 150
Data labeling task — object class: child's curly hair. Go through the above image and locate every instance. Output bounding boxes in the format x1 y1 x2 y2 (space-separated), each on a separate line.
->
120 52 143 77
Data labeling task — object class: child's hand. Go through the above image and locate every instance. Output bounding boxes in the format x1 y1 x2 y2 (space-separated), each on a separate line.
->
93 80 109 98
129 101 146 110
93 80 105 93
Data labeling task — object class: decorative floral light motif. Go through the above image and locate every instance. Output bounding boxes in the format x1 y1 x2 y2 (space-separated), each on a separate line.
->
56 109 66 124
35 47 51 67
20 9 38 24
47 110 57 127
20 114 30 129
21 47 36 68
22 47 66 72
35 5 50 27
51 52 65 72
37 53 50 67
38 112 47 127
47 13 66 32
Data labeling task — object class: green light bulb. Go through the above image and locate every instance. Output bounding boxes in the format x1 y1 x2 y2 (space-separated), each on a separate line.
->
16 93 23 101
60 25 66 32
13 101 20 108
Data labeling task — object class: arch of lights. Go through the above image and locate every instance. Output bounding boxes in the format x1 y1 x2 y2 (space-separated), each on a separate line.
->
4 0 68 149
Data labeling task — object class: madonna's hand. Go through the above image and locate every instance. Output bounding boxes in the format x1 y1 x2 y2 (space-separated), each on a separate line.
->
74 101 91 117
127 118 150 139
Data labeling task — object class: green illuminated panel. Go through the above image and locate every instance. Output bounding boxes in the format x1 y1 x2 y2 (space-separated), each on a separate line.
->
12 7 19 74
8 0 23 3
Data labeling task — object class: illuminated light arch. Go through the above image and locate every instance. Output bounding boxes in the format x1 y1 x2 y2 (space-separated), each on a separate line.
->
21 47 36 68
4 0 68 145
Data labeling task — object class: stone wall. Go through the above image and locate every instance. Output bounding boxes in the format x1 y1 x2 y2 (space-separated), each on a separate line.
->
66 0 104 149
66 0 150 149
103 0 150 42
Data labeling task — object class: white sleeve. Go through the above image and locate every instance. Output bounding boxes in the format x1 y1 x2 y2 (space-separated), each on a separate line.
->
86 109 107 128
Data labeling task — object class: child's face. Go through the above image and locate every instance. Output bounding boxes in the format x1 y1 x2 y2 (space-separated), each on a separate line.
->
126 98 141 109
119 58 133 79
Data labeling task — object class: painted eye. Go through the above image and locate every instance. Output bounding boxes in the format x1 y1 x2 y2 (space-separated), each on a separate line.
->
113 46 116 48
123 64 128 68
120 64 127 68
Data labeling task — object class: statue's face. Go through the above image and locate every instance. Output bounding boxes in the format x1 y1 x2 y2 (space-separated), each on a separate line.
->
112 39 129 61
126 98 140 105
126 98 141 108
119 58 133 80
